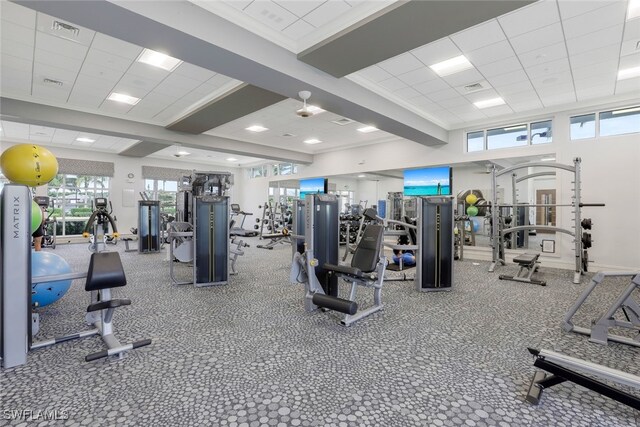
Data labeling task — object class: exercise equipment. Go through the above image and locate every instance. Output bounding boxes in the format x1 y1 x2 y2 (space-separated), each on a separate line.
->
138 200 161 253
0 144 58 187
230 204 258 237
562 271 640 347
290 194 387 326
256 201 290 238
489 158 604 284
169 171 231 287
526 348 640 410
82 197 119 252
31 251 72 308
499 253 546 286
33 195 56 249
417 196 454 292
31 199 43 234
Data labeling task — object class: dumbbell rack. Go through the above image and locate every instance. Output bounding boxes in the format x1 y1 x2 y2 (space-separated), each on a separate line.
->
256 201 290 238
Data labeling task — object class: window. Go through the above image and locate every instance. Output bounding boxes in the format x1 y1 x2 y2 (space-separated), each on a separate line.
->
272 163 297 176
531 120 552 144
250 165 267 178
487 124 528 150
47 174 110 236
570 114 596 140
467 131 484 152
144 179 178 215
600 106 640 137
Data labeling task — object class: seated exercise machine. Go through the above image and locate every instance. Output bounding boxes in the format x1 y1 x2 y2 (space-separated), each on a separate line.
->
562 271 640 347
290 194 387 326
499 253 546 286
82 197 119 252
526 348 640 410
230 204 258 237
33 195 57 249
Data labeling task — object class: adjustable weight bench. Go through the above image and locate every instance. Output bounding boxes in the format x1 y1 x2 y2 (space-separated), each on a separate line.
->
257 231 290 249
314 224 386 326
499 253 546 286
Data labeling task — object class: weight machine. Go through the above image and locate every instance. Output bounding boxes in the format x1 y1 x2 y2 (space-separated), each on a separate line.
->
82 197 119 252
33 195 57 249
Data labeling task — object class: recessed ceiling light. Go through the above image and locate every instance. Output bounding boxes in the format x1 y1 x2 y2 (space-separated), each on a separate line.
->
306 105 325 114
473 97 506 109
177 149 190 156
107 92 141 105
541 157 556 162
357 126 378 133
628 0 640 20
137 48 183 72
76 137 95 143
358 174 366 178
226 157 238 162
303 138 322 144
429 55 473 77
246 125 268 132
612 106 640 115
618 66 640 80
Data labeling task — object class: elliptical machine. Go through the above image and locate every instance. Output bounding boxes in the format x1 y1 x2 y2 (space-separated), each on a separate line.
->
33 195 57 249
82 197 119 252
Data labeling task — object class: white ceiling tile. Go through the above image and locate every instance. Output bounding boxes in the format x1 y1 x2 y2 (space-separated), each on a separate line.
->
530 71 574 88
574 75 616 90
34 48 83 73
475 56 522 78
464 88 500 103
78 62 124 84
393 86 421 99
526 57 571 78
510 99 543 113
32 83 71 102
100 100 135 115
572 61 618 81
67 91 104 110
481 104 514 117
127 62 171 83
428 88 460 102
72 74 117 95
413 78 450 95
615 76 640 94
1 73 31 95
223 0 253 11
438 96 470 109
410 38 461 66
455 110 487 121
517 42 568 68
575 84 615 101
161 73 202 93
282 19 316 39
498 0 560 38
509 22 565 54
466 40 515 66
396 66 437 86
1 19 35 46
243 1 298 31
173 62 217 82
354 65 393 82
486 69 529 87
494 80 535 96
303 1 351 27
503 90 539 104
562 2 627 40
377 77 407 91
407 96 437 109
450 20 505 53
33 62 77 85
1 121 30 139
202 74 238 90
566 24 624 56
623 18 640 41
0 2 36 28
90 33 143 60
558 0 615 20
570 43 620 68
35 32 88 61
440 68 484 87
539 91 576 107
274 0 325 17
378 53 424 76
116 73 161 97
84 48 133 73
1 38 34 61
36 13 95 47
1 54 32 73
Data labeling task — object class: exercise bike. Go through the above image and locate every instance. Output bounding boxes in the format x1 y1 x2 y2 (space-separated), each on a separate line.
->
82 197 119 252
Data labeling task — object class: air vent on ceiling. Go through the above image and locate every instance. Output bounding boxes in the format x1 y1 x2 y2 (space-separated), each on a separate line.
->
463 82 485 93
282 133 296 137
331 118 355 126
43 78 63 86
52 20 80 37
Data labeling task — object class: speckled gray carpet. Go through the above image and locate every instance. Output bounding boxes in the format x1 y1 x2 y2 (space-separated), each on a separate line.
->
1 238 638 426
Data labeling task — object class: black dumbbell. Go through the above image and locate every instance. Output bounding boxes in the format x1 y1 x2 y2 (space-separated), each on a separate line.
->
581 233 592 248
581 218 592 230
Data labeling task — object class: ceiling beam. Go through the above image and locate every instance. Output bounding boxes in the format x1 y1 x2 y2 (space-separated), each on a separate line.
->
15 0 448 146
298 1 535 77
0 97 313 164
167 84 286 134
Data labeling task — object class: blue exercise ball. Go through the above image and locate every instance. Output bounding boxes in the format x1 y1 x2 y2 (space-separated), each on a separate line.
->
392 252 416 266
471 217 481 233
31 251 72 308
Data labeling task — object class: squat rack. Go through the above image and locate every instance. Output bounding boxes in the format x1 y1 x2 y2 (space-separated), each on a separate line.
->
489 158 603 284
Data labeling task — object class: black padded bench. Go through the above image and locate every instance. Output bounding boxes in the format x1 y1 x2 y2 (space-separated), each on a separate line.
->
499 253 546 286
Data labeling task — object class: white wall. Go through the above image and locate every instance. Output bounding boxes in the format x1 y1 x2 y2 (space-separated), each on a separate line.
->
0 142 241 234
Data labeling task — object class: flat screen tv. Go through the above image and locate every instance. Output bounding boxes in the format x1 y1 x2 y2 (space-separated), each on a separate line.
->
299 178 328 199
403 166 452 196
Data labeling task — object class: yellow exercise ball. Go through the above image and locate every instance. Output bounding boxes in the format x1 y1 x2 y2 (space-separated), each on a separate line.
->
465 193 478 205
0 144 58 187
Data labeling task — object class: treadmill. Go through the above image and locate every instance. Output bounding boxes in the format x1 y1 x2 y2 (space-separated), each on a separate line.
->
230 204 258 237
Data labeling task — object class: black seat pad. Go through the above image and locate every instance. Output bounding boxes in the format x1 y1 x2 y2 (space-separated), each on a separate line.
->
323 263 363 278
85 252 127 291
87 298 131 312
351 225 384 273
514 253 540 265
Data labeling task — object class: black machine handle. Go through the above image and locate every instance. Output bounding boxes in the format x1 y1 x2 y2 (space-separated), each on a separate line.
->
85 339 151 362
579 203 605 207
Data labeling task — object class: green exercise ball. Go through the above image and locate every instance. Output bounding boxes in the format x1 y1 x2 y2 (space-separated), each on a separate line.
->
466 206 479 217
31 200 43 234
